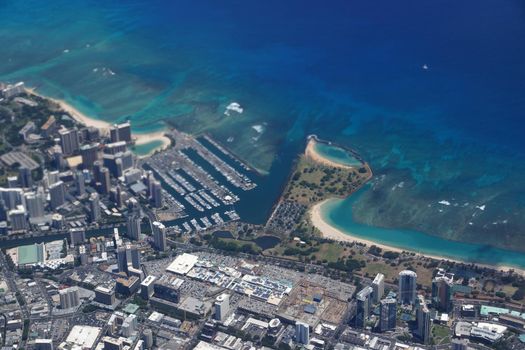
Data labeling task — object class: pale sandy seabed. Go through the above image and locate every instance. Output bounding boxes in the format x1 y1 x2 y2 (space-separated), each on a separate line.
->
26 88 171 157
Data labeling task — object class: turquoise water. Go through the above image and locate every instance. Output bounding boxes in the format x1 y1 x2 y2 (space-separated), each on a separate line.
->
314 142 362 167
322 188 525 269
132 140 164 156
1 1 525 255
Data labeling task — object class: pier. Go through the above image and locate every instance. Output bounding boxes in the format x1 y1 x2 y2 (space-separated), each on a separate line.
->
142 128 257 234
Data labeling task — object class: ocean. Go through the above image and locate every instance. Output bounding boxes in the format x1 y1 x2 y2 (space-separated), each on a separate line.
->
1 0 525 259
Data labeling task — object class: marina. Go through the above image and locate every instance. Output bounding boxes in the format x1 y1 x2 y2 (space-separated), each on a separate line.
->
143 129 257 235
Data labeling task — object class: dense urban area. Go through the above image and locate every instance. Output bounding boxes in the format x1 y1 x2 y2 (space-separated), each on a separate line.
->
0 81 524 350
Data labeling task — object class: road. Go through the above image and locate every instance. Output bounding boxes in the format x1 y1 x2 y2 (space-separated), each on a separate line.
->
0 251 30 348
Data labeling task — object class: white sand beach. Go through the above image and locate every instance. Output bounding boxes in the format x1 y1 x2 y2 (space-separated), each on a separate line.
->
309 199 525 274
26 87 171 153
305 138 354 169
134 131 172 158
310 200 403 253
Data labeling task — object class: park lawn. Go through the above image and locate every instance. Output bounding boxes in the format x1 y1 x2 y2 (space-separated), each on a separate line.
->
316 242 345 263
216 238 261 253
432 324 451 345
501 284 518 296
285 156 358 206
362 262 397 281
358 256 434 286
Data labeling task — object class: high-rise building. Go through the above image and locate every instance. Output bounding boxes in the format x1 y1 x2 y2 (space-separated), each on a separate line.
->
82 169 92 183
214 293 230 322
79 245 89 265
75 171 85 197
295 321 310 345
18 167 33 188
127 197 140 211
7 176 18 188
117 185 125 207
142 329 153 349
103 151 133 178
58 128 80 155
152 279 182 304
144 171 154 197
109 122 132 143
69 228 86 246
116 246 130 275
126 214 141 241
416 295 431 344
0 201 7 222
432 273 454 312
0 187 24 210
104 141 127 155
116 244 141 275
130 246 141 271
34 339 54 350
110 186 125 208
379 298 397 332
94 286 115 305
84 126 100 142
1 81 25 98
398 270 417 305
103 336 123 350
49 181 66 210
54 149 66 170
151 180 162 208
93 160 103 183
124 169 142 185
140 275 157 300
152 221 167 251
372 273 385 304
451 338 469 350
355 286 373 328
59 287 80 309
116 276 141 296
89 192 101 222
9 207 27 232
45 170 60 188
80 143 100 169
99 167 111 194
24 192 45 219
122 314 138 337
51 213 64 230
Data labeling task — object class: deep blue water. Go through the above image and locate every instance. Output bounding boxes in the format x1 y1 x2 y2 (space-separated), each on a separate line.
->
1 0 525 255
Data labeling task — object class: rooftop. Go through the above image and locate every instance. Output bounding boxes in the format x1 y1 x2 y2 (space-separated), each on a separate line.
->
166 253 199 275
194 341 224 350
122 303 140 314
65 325 101 348
141 275 157 287
17 243 45 265
480 305 525 320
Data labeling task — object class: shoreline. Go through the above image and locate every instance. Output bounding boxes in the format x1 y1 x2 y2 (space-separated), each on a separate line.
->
309 199 525 275
303 136 524 274
26 87 171 156
305 138 355 169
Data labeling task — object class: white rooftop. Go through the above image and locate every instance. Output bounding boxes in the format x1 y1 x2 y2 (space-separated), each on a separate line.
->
95 286 112 293
65 325 101 349
166 253 199 275
148 311 164 323
141 275 156 287
194 341 224 350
